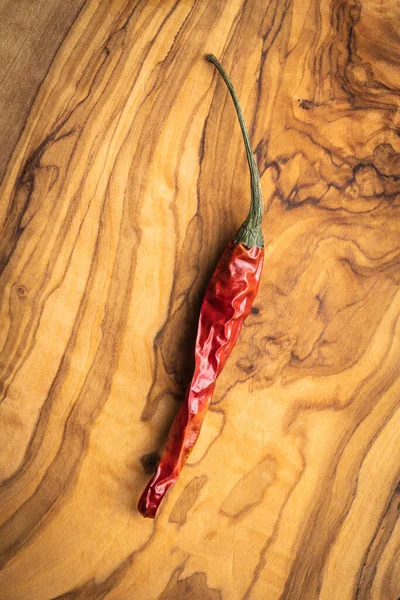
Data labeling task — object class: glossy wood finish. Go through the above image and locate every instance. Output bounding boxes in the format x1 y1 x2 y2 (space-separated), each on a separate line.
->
0 1 399 599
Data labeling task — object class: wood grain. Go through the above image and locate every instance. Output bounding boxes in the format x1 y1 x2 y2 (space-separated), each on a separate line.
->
0 0 86 182
0 1 399 599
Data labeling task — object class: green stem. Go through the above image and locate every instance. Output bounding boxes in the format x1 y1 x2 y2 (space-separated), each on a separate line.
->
206 54 264 248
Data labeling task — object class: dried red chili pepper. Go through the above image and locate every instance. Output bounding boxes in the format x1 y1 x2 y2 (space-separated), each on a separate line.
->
138 54 264 518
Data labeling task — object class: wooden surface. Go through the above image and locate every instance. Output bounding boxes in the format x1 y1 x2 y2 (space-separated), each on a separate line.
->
0 1 399 599
0 0 86 183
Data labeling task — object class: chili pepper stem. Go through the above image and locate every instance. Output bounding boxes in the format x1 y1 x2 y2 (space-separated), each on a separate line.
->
206 54 264 249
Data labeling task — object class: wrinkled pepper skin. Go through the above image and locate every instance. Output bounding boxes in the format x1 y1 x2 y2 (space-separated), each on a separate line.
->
138 242 264 518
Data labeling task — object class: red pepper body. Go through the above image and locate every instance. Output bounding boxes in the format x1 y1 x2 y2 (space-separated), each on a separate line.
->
138 242 264 518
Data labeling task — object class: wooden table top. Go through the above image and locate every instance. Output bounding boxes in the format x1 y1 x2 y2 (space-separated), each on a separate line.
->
0 1 399 599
